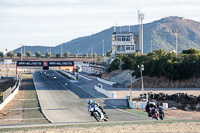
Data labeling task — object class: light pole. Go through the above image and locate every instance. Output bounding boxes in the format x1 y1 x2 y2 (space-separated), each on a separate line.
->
5 49 8 77
61 44 62 57
19 44 23 61
102 39 104 57
138 64 144 90
5 49 7 57
128 72 132 103
172 30 180 55
138 64 148 101
91 47 93 63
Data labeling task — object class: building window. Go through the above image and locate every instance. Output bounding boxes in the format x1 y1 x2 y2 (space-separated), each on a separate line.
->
126 36 130 41
126 45 134 51
122 36 125 41
117 36 121 41
117 45 125 51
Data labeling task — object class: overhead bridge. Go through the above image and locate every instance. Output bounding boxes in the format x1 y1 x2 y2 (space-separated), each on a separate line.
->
16 61 75 74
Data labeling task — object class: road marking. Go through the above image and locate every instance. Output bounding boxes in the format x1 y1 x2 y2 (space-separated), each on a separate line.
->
9 107 40 111
54 70 147 118
14 99 37 101
2 118 46 121
78 74 92 81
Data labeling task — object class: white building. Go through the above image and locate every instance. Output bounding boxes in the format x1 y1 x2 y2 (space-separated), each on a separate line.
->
111 30 136 59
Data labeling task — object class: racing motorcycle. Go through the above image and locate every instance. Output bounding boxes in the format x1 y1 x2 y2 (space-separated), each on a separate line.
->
149 107 159 120
88 103 108 122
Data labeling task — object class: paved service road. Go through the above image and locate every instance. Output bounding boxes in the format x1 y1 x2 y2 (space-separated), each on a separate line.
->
32 70 149 123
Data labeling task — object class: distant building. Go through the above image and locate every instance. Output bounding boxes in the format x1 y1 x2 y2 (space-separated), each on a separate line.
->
111 30 136 59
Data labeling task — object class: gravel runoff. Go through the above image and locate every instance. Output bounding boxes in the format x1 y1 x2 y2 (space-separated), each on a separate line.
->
2 122 200 133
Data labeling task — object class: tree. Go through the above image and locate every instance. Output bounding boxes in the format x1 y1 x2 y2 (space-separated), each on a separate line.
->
84 53 88 58
0 51 4 58
35 51 41 58
64 51 70 58
182 48 200 55
26 51 31 57
56 53 60 58
93 53 97 59
7 51 14 58
17 52 22 58
97 56 102 61
105 50 112 57
74 54 78 58
45 52 51 58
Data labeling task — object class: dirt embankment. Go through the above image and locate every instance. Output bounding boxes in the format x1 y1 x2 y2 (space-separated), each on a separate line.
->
132 76 200 88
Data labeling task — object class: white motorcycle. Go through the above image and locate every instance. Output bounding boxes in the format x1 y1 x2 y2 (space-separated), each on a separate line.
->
88 103 108 122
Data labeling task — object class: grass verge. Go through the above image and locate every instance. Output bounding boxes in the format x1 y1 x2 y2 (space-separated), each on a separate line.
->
20 74 49 124
0 119 200 132
115 106 147 117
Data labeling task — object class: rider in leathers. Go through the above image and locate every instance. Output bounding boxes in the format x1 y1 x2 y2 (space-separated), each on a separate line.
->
88 99 106 115
145 101 157 117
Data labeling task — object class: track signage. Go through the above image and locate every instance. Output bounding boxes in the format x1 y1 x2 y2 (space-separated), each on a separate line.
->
17 61 43 66
17 61 74 66
48 61 74 66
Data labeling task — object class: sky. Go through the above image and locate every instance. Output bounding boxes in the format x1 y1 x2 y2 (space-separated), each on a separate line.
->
0 0 200 53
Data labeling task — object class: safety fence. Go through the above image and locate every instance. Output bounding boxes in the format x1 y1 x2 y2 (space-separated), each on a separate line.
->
0 79 19 103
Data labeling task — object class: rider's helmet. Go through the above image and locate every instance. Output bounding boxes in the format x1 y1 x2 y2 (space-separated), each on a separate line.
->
147 101 150 105
88 99 92 104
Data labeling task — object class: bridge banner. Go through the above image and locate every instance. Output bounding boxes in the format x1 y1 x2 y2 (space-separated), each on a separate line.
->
17 61 43 66
17 61 74 66
48 61 74 66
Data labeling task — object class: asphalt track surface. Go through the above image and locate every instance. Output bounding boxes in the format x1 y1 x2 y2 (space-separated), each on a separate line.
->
32 70 149 123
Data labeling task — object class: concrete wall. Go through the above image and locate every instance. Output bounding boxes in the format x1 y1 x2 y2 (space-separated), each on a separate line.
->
96 77 115 86
94 85 116 98
0 80 20 111
58 69 77 80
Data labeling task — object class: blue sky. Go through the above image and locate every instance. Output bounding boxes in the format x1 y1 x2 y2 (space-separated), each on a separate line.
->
0 0 200 53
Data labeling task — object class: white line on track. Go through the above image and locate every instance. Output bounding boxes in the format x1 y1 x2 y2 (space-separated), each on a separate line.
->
54 70 148 118
78 74 92 81
14 99 37 101
9 107 40 111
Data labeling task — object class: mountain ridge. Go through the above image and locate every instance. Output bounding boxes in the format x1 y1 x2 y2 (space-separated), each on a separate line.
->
13 16 200 56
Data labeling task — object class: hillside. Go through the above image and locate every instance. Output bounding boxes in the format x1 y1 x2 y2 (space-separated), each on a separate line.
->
13 16 200 55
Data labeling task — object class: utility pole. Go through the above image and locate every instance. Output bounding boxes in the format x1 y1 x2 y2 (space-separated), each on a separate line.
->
128 72 132 104
91 47 93 63
23 45 25 55
61 44 62 57
138 10 144 55
151 40 152 52
102 39 104 57
21 47 23 61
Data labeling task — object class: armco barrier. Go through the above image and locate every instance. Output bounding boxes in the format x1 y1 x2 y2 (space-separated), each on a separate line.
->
129 101 147 109
94 85 116 98
58 69 76 80
96 77 116 86
0 80 20 111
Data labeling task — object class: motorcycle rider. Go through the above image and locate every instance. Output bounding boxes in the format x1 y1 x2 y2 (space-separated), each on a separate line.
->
145 101 157 117
88 99 106 115
156 102 164 114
